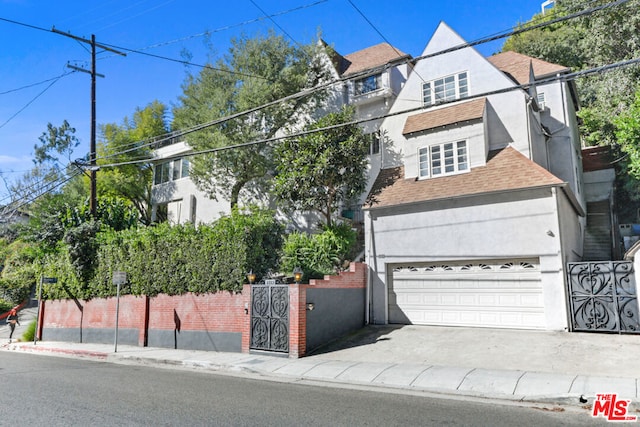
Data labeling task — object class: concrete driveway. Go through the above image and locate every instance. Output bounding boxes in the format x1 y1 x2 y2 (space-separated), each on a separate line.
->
308 324 640 378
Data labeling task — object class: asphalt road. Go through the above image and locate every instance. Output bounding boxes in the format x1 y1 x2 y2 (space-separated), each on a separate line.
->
0 352 602 426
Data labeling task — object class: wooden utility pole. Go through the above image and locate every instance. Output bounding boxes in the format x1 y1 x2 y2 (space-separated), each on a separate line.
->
51 28 126 218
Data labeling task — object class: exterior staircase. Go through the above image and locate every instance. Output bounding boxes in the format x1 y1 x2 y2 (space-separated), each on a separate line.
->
582 200 613 261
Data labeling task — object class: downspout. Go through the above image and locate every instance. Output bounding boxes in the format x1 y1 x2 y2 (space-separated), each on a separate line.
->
365 211 373 324
552 186 572 331
526 97 534 162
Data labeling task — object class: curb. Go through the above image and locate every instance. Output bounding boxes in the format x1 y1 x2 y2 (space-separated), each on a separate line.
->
7 343 109 360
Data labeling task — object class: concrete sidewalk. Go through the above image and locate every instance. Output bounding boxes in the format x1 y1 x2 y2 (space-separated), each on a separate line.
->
2 323 640 407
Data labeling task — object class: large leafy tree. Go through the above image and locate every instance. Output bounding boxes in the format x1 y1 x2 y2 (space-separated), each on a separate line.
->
501 0 640 219
273 107 368 227
172 31 329 209
7 120 84 210
98 100 168 224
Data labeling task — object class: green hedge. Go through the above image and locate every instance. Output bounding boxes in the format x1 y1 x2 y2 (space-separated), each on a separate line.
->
41 208 284 300
281 223 356 281
0 239 37 305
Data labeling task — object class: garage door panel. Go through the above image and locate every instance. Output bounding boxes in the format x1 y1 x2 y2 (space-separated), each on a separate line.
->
389 259 544 329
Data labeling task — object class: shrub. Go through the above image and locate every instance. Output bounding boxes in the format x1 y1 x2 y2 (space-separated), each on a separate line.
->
0 240 37 305
22 319 36 342
281 222 357 281
42 207 284 299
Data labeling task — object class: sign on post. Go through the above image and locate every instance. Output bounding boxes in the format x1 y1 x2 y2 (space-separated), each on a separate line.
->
112 271 127 353
112 271 127 285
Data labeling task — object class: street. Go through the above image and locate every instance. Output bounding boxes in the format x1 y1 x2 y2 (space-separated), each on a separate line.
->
0 352 602 426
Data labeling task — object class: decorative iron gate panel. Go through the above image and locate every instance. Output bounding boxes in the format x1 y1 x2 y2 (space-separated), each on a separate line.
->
250 281 289 353
567 261 640 333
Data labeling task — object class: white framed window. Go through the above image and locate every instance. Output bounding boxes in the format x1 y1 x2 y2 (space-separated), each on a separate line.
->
536 92 546 110
365 132 380 155
418 141 469 178
154 161 171 185
180 158 190 178
355 74 382 95
422 72 469 106
155 157 189 185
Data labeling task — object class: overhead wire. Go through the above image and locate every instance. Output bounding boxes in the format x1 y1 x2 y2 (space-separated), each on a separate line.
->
94 54 640 171
92 0 632 164
0 71 76 130
0 0 632 207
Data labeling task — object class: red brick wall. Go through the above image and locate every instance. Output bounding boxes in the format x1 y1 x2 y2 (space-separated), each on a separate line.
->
308 262 367 289
40 263 367 357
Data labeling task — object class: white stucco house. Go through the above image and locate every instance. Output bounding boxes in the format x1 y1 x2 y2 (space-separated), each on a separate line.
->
150 41 411 226
363 22 585 331
151 22 589 332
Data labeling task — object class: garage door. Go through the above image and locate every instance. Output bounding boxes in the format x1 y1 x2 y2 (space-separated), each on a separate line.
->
389 259 544 329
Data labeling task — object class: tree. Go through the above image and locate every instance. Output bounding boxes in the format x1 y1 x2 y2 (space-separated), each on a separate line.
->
172 31 329 209
501 0 640 221
98 101 169 224
502 9 585 69
7 121 84 210
614 88 640 201
273 107 368 226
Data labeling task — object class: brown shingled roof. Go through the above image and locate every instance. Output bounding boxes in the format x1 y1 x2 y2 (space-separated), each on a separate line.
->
488 51 570 85
403 98 486 135
342 43 410 76
366 146 563 209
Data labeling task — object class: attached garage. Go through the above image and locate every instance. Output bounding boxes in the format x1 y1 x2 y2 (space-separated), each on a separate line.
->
388 258 545 329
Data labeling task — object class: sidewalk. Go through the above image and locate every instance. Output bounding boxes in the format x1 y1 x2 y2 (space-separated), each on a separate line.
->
2 323 640 407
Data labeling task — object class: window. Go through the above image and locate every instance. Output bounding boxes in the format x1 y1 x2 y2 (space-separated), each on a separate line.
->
423 72 469 106
154 161 170 185
172 159 182 181
365 132 380 155
180 158 190 178
355 74 381 95
418 141 468 178
536 92 546 110
155 157 189 185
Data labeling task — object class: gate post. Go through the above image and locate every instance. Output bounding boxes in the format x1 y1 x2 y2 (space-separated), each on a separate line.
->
289 283 307 358
242 284 252 353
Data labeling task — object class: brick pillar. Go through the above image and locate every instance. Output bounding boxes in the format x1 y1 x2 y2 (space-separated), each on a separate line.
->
241 284 252 353
288 283 307 358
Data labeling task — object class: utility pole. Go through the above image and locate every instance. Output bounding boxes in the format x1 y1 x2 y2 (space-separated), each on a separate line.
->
51 28 126 218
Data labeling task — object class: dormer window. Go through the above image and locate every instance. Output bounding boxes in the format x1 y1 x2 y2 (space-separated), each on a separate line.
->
419 141 469 178
355 73 382 95
423 72 469 106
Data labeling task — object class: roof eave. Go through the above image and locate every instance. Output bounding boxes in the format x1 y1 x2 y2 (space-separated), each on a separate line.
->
365 182 573 213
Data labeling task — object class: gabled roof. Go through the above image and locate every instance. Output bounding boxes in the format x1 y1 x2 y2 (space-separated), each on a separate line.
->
341 42 410 76
488 51 570 85
366 146 564 209
403 98 486 136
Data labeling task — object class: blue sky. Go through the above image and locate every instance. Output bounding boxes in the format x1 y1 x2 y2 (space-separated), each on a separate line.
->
0 0 544 199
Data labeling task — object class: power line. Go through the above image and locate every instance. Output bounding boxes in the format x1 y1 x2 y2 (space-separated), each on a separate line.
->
100 0 328 57
0 71 74 95
94 55 640 171
0 72 73 130
91 0 631 164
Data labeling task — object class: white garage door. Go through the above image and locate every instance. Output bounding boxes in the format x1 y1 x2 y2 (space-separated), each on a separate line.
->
389 259 545 329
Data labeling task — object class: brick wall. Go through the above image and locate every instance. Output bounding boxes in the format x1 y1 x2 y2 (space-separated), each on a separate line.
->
40 263 367 357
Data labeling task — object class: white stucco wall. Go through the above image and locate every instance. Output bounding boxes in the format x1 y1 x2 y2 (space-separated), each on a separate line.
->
378 23 539 176
365 187 572 330
584 169 615 202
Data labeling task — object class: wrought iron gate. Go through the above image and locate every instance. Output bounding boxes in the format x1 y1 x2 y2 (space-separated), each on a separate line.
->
567 261 640 333
250 281 289 353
